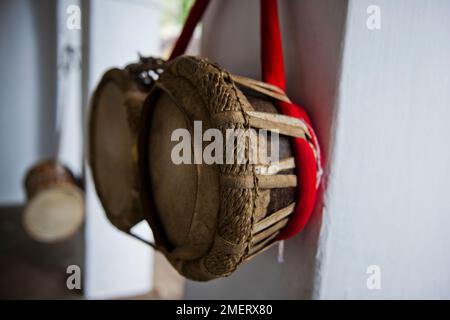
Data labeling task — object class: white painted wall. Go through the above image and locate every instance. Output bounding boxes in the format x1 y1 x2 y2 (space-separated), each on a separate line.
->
187 0 450 299
0 0 57 204
84 0 160 299
317 0 450 299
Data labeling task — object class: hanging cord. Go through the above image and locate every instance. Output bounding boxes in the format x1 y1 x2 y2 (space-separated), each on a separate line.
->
55 44 81 161
127 230 159 250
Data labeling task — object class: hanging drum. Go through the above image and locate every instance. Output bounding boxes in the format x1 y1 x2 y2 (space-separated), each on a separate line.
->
138 56 322 281
87 0 322 281
23 159 84 243
88 56 164 231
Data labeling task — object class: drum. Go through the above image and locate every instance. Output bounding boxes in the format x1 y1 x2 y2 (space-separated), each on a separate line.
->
138 56 322 281
23 159 84 243
88 56 164 231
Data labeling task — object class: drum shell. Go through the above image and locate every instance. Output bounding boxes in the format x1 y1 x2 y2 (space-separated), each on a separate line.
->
24 159 78 199
139 56 301 280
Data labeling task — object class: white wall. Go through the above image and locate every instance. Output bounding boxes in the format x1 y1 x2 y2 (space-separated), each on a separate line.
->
318 0 450 299
0 0 57 204
84 0 160 299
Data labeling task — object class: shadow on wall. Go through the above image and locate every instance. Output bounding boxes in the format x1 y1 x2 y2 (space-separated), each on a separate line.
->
0 0 57 204
30 0 58 158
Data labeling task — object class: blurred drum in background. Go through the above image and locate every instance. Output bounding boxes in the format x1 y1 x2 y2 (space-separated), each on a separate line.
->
23 159 84 243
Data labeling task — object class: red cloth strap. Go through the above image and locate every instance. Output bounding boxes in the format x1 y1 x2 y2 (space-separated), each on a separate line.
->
260 0 286 91
169 0 210 60
171 0 322 240
260 0 321 240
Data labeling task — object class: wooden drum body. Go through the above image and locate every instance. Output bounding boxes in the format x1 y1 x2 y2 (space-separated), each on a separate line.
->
139 56 321 281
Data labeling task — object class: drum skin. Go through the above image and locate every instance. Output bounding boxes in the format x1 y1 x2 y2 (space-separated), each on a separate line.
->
23 159 84 243
89 69 153 231
88 57 163 231
139 56 306 281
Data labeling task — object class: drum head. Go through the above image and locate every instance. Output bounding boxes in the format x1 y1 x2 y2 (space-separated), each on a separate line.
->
23 184 84 243
147 90 220 259
89 70 142 230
